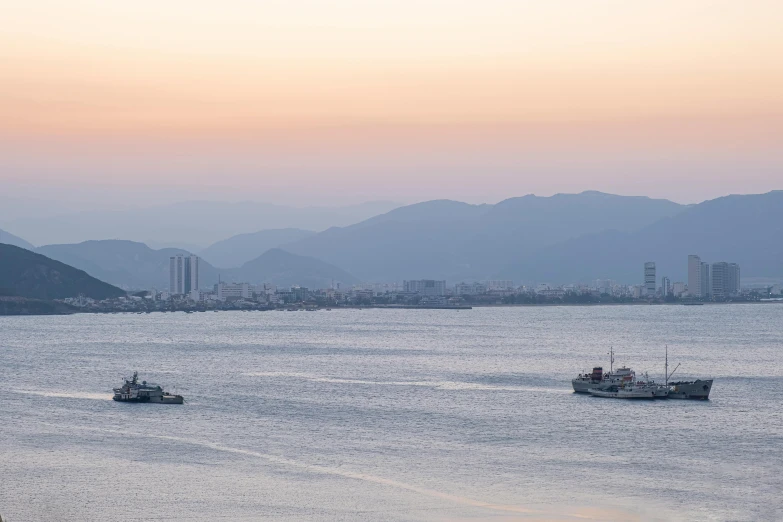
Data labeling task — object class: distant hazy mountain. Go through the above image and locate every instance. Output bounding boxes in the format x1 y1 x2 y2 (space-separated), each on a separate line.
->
5 200 401 246
200 228 316 268
0 244 125 300
143 240 205 253
37 240 220 291
285 191 686 281
25 191 779 289
499 191 783 284
351 199 491 228
0 228 35 250
230 248 359 289
36 240 358 291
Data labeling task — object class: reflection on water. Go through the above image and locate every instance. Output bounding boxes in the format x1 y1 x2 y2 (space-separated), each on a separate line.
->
245 371 569 393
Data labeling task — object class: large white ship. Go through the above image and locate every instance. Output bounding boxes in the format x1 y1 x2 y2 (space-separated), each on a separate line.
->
573 347 713 400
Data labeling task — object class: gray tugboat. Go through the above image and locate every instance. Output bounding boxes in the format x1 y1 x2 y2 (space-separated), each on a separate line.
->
113 371 184 404
663 346 713 400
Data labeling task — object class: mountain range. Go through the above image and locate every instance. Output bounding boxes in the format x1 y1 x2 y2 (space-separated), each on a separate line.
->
500 191 783 283
4 191 782 290
283 191 688 282
2 200 401 247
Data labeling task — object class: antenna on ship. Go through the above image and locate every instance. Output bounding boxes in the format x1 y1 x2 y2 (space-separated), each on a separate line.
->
665 345 668 386
608 346 614 373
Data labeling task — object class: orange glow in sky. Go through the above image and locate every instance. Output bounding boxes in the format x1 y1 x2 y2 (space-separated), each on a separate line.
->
1 0 781 203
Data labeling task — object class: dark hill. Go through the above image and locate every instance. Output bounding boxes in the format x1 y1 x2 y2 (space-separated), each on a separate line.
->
0 244 125 300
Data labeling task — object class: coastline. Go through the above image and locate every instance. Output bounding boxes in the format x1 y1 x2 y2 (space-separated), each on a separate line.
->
2 299 781 317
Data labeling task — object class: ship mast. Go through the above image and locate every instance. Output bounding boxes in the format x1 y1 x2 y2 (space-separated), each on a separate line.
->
609 346 614 373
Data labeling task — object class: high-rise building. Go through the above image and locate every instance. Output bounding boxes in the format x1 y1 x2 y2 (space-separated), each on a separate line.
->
403 280 447 296
687 255 702 297
644 262 656 296
169 254 200 295
661 276 671 296
454 282 487 295
188 255 199 293
711 262 729 300
672 281 687 297
700 262 711 299
170 255 184 294
483 280 514 291
728 263 741 294
216 282 250 300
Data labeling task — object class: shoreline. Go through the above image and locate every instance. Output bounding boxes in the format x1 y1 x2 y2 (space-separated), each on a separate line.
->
2 299 781 317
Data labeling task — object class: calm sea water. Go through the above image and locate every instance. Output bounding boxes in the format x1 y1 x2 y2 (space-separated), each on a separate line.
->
1 305 782 522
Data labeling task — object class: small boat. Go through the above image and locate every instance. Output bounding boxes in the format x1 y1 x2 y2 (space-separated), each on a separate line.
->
589 385 654 399
113 372 184 404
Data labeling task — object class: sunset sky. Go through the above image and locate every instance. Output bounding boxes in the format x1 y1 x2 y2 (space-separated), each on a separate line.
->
1 0 781 205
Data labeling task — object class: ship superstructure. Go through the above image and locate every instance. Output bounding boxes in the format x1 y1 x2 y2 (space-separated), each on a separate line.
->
113 372 184 404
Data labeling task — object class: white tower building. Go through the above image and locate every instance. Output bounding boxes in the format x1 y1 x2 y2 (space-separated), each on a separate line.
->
644 262 656 296
169 254 200 295
688 255 702 297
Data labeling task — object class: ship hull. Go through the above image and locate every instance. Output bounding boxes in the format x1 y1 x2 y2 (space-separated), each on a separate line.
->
589 389 655 399
572 380 601 393
668 379 713 400
113 396 151 402
113 393 183 404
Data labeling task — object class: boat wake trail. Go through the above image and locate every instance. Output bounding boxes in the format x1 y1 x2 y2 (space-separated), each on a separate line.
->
245 372 568 394
13 390 110 401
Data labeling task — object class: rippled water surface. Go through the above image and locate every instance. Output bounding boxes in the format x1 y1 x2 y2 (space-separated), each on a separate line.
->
1 305 782 521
